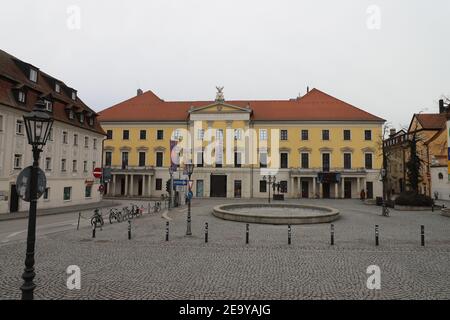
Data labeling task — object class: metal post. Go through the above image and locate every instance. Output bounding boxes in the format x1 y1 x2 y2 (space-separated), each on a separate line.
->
92 223 96 238
166 221 169 241
330 224 334 245
288 224 291 245
186 173 192 236
77 212 81 230
431 203 434 212
148 202 151 215
205 222 208 243
268 179 271 204
246 224 249 244
128 219 131 240
375 225 379 246
170 172 174 209
421 225 425 246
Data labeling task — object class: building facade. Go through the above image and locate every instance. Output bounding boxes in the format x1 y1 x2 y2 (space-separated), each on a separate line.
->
98 88 385 199
0 49 105 214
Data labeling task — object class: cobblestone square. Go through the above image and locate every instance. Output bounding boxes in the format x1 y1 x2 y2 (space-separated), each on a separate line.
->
1 199 449 299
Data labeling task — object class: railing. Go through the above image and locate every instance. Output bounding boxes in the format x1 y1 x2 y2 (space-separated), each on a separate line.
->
291 167 367 174
110 165 155 173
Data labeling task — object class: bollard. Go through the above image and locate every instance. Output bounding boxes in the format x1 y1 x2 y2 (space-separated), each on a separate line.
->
205 222 208 243
77 212 81 231
165 221 169 241
288 225 291 245
375 225 379 246
421 225 425 246
148 203 151 215
128 219 131 240
92 223 96 238
246 224 249 244
330 224 334 246
432 203 434 212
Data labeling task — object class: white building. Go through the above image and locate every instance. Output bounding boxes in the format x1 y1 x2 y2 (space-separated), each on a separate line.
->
0 49 105 215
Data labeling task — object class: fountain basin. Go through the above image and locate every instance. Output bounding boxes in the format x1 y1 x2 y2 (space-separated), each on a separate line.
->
213 203 340 225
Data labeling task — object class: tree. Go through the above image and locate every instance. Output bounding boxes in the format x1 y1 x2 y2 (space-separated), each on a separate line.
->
405 131 424 194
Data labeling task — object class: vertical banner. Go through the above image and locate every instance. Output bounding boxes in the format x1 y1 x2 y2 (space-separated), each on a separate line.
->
170 139 178 172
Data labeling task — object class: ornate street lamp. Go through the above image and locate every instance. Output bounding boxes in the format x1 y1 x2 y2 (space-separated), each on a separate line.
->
169 165 175 209
185 163 194 236
21 99 54 300
263 175 276 203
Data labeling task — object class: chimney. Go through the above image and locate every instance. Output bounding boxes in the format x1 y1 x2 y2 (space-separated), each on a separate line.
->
439 99 445 113
307 86 310 93
137 88 143 96
389 128 396 137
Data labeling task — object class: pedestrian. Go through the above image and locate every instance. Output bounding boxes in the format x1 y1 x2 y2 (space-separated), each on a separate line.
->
360 189 366 201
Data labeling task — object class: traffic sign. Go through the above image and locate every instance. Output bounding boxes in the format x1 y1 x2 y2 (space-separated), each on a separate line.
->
16 166 47 202
93 167 102 178
188 180 193 189
173 179 187 186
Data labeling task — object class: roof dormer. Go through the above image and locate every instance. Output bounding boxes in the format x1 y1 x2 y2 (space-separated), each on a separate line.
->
29 67 38 82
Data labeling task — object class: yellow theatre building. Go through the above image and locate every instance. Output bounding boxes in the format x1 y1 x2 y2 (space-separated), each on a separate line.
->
98 88 385 199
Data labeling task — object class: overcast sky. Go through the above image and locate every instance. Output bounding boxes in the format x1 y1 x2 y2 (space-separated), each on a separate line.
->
1 0 449 129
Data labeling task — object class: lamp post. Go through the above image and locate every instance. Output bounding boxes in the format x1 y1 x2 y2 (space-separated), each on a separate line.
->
263 175 276 203
21 99 54 300
169 165 175 209
185 163 194 236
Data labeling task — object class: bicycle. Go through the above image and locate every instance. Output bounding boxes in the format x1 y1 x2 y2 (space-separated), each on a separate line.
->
151 201 161 214
109 208 123 224
91 208 104 227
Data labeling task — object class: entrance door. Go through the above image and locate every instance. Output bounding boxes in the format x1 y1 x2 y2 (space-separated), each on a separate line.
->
234 180 242 198
301 181 309 198
196 180 203 197
120 178 125 195
138 178 143 196
210 175 227 197
322 183 330 199
344 181 352 198
10 184 19 213
366 182 373 199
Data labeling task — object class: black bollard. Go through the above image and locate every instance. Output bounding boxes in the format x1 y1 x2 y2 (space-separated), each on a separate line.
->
432 203 434 212
128 219 131 240
330 224 334 246
288 225 291 245
421 225 425 246
77 212 81 231
165 221 169 241
375 225 379 246
246 224 249 244
92 223 96 238
205 222 208 243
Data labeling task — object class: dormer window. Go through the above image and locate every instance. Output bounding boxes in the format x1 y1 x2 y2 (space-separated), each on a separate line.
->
29 68 38 82
18 90 26 103
55 83 61 93
79 113 84 123
71 91 76 101
68 110 74 120
89 117 94 126
44 99 53 112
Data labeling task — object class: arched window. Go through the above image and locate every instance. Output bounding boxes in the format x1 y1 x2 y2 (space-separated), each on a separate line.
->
438 172 444 180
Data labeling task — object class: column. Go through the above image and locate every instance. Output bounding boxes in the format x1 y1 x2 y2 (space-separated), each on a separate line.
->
334 183 338 199
341 177 345 199
319 182 323 198
130 174 134 196
141 175 145 197
112 174 117 196
124 174 128 196
356 178 360 198
313 177 317 198
298 177 301 198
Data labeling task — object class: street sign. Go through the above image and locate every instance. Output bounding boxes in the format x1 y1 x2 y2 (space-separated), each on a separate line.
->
93 167 102 179
16 166 47 202
103 167 112 182
173 179 187 186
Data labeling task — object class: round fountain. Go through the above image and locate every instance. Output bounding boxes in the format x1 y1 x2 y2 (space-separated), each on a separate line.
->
213 203 339 225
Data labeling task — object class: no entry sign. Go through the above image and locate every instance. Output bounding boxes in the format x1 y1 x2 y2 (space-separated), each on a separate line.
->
93 167 102 179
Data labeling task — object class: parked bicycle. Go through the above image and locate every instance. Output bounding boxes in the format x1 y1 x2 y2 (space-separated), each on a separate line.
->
109 208 123 224
91 208 104 227
149 201 161 214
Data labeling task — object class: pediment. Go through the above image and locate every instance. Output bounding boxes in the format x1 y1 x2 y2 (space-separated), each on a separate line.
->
189 102 251 114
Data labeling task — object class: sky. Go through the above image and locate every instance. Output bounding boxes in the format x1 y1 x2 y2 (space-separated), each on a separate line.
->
1 0 449 129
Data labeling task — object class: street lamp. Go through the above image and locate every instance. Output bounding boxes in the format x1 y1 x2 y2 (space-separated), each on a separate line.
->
169 165 175 209
21 99 54 300
263 175 276 203
185 163 194 236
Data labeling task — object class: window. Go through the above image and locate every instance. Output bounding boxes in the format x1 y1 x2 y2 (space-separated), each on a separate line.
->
55 83 61 93
45 157 52 171
79 113 84 123
63 187 72 201
344 153 352 169
44 99 53 112
157 130 164 140
14 154 22 169
16 120 24 135
343 130 351 141
438 172 444 180
259 129 267 141
18 91 26 103
92 161 96 171
61 159 67 172
260 152 267 168
280 130 288 140
72 160 77 172
322 153 330 172
156 152 163 167
123 130 129 140
83 161 87 172
138 152 146 167
73 134 78 146
106 130 113 139
322 130 330 140
155 178 162 191
84 136 89 148
62 131 68 144
301 130 309 140
279 181 288 193
365 153 373 169
69 110 74 120
89 117 94 126
121 152 129 168
43 188 50 200
29 68 38 82
93 138 97 150
365 130 372 141
139 130 147 140
173 129 182 140
196 151 204 167
280 153 288 169
85 186 92 198
260 180 267 193
105 152 112 166
301 153 309 169
234 129 242 140
71 91 76 100
197 129 204 140
234 152 242 168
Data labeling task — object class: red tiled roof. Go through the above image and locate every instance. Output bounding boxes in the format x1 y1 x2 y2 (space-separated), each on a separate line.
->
0 49 105 135
415 113 447 130
98 89 385 123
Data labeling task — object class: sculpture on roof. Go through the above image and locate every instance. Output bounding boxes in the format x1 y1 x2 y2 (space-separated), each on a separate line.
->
215 86 225 102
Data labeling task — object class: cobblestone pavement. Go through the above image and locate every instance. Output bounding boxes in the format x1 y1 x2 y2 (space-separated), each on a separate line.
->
0 198 449 300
